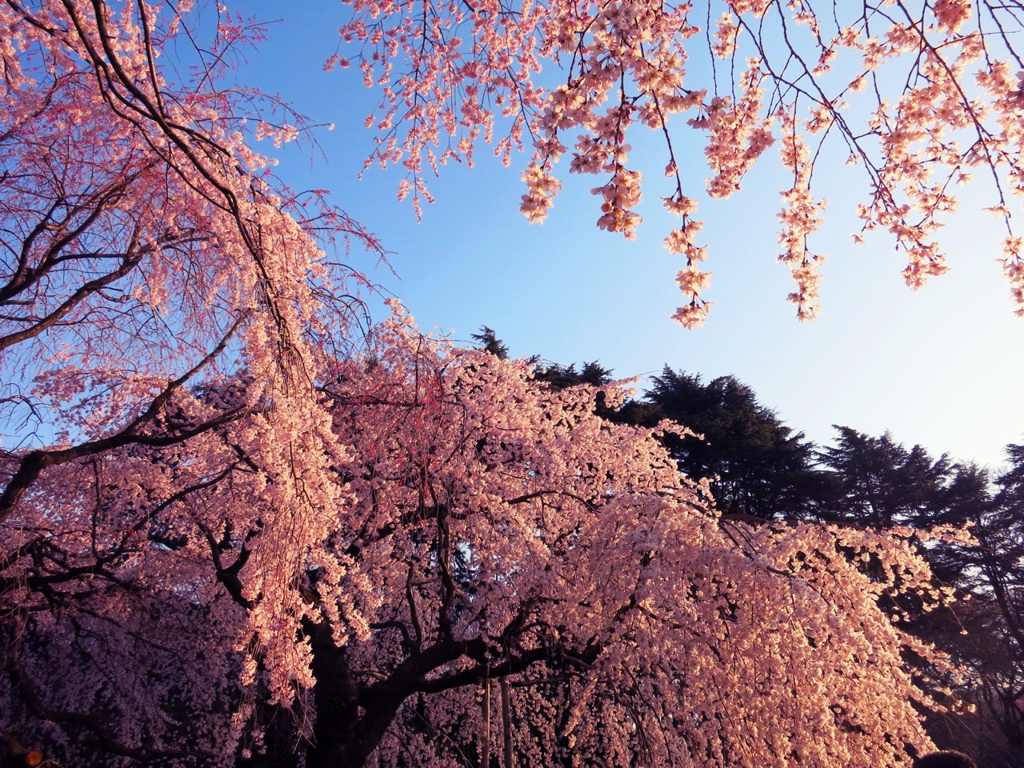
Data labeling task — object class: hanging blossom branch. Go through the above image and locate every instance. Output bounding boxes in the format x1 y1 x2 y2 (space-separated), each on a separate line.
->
341 0 1024 324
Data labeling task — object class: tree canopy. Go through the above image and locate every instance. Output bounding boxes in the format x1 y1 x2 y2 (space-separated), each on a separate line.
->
2 315 955 767
342 0 1024 324
817 427 957 529
0 1 1015 767
617 368 824 519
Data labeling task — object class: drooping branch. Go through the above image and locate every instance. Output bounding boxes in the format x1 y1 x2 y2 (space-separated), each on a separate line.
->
0 315 248 524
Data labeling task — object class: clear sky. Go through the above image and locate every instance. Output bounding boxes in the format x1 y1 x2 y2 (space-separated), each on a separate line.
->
232 1 1024 470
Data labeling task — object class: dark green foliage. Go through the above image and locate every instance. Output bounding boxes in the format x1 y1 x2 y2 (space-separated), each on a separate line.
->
924 462 993 587
471 326 509 359
617 368 823 520
530 360 615 418
816 427 957 528
977 446 1024 752
532 361 613 390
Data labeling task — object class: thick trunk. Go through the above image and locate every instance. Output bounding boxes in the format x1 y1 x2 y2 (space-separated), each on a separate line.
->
301 621 567 767
304 623 405 768
306 688 404 768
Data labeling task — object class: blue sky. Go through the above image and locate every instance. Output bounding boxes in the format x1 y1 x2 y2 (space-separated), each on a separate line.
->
232 1 1024 470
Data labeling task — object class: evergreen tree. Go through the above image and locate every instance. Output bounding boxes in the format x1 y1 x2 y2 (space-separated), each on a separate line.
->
812 429 1021 766
618 368 822 520
532 360 614 390
816 427 955 528
470 326 509 359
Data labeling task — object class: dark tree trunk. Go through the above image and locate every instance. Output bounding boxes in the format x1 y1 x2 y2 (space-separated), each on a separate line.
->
301 619 569 767
304 622 406 768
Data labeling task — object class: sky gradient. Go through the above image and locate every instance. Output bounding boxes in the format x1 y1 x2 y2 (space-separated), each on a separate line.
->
235 1 1024 470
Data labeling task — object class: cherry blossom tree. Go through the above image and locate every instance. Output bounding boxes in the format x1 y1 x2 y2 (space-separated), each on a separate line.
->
340 0 1024 324
0 0 380 527
0 1 374 760
1 309 961 766
0 2 990 766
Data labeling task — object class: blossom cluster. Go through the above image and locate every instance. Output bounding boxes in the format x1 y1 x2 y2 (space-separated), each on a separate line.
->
777 108 826 320
343 0 1024 323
